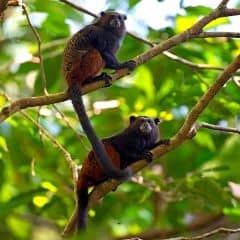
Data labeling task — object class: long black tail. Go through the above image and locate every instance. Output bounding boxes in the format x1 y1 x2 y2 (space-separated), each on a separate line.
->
77 187 89 229
62 187 88 236
68 86 132 180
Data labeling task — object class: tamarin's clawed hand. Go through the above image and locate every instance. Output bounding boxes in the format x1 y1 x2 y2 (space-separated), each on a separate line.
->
62 11 136 181
121 60 137 70
63 116 166 235
157 139 171 146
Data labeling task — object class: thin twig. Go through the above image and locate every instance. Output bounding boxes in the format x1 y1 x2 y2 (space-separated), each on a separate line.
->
51 104 90 151
164 227 240 240
162 51 224 70
197 31 240 38
42 38 67 50
59 0 97 18
21 3 48 95
116 213 224 240
196 122 240 134
20 110 78 181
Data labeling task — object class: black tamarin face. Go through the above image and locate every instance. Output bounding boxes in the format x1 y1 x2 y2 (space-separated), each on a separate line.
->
129 116 161 139
98 11 127 34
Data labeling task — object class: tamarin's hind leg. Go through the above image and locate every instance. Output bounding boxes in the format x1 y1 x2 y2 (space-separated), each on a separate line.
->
83 72 112 88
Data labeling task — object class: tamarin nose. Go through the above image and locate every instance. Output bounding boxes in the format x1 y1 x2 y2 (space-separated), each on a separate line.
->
110 19 121 28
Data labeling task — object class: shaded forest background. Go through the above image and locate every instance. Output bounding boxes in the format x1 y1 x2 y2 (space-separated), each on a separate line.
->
0 0 240 239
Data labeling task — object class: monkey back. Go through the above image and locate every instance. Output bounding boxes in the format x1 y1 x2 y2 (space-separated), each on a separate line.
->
62 29 105 87
77 141 121 190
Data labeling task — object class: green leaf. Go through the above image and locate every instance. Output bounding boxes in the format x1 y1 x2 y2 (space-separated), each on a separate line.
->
185 6 212 16
194 131 216 151
175 15 198 33
0 136 8 152
0 188 46 216
133 65 155 101
128 0 141 8
204 17 230 30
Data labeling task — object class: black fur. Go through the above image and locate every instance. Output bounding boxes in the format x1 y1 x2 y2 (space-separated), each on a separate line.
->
70 12 136 71
107 116 164 168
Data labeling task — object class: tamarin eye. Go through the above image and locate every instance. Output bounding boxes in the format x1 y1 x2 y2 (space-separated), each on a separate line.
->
123 15 127 20
100 11 105 16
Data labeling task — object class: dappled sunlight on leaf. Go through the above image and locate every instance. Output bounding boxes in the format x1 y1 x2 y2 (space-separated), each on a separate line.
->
41 181 58 193
229 182 240 199
133 65 155 101
175 15 198 33
33 196 49 208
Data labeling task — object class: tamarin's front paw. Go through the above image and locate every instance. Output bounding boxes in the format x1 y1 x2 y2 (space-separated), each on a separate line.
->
123 60 136 71
158 139 170 145
100 72 112 87
142 151 153 162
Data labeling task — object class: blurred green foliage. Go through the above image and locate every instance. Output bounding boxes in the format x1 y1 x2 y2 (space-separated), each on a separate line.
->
0 0 240 239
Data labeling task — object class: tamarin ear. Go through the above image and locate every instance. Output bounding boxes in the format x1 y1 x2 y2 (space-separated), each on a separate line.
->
154 118 161 125
129 116 136 124
100 11 106 16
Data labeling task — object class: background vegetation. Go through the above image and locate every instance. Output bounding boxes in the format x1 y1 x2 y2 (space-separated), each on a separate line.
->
0 0 240 239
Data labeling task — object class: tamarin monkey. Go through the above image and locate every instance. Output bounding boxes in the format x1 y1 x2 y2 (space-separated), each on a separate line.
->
62 11 136 180
62 116 170 235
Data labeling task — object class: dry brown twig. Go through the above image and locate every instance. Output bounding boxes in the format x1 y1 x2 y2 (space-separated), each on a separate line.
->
20 110 78 181
195 122 240 134
163 227 240 240
51 104 90 151
116 213 224 240
20 3 48 95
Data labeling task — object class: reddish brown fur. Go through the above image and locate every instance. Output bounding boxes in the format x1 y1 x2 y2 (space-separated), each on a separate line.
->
65 49 105 87
77 141 120 190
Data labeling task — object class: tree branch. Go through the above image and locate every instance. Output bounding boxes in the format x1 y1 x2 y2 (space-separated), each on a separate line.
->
21 3 48 95
222 8 240 17
59 0 97 18
195 122 240 134
162 51 224 70
197 32 240 38
0 0 8 16
116 213 224 240
164 227 240 240
0 91 68 122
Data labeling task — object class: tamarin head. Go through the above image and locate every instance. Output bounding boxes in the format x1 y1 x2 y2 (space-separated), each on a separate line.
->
129 116 161 140
97 11 127 36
